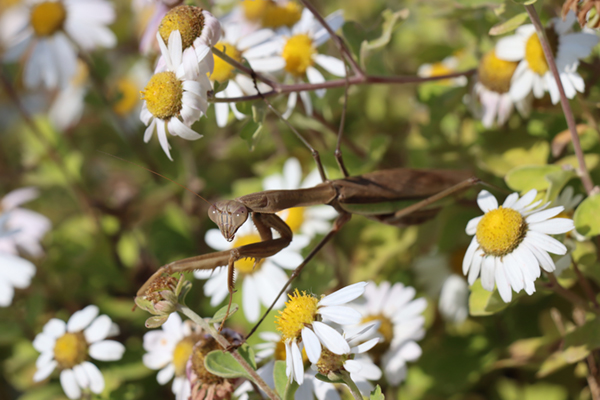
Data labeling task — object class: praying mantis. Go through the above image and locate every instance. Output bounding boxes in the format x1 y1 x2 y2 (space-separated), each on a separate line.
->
137 163 478 332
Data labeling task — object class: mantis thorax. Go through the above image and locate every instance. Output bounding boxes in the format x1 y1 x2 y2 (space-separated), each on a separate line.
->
208 200 249 242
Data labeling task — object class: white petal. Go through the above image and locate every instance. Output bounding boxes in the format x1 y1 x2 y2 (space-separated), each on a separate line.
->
290 342 304 384
81 362 105 394
526 231 567 255
468 252 484 285
60 369 81 400
526 207 563 223
89 340 125 361
242 275 260 323
67 305 99 333
33 360 57 382
480 256 496 292
319 305 362 325
305 66 325 97
319 282 366 306
462 237 479 275
494 262 512 302
477 190 498 212
168 118 202 140
312 321 349 355
343 359 362 373
157 364 176 385
84 315 112 343
73 364 89 389
512 189 537 211
529 218 574 235
301 328 321 364
314 54 346 77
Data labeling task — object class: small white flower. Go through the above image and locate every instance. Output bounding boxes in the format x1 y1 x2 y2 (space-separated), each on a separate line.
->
0 187 51 257
463 189 575 302
236 331 341 400
195 218 310 323
473 49 531 128
551 186 585 275
143 313 203 400
1 0 116 89
246 8 346 118
275 282 367 384
32 305 125 399
495 11 599 104
211 22 276 127
262 158 338 238
111 59 153 124
350 281 425 386
417 55 468 86
140 30 209 160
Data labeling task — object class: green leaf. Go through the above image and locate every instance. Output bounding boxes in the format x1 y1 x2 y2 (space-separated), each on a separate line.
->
204 350 253 380
370 385 385 400
237 343 257 371
213 79 229 95
505 165 562 193
555 154 600 171
252 102 267 124
512 0 537 4
208 304 239 324
273 361 288 397
359 9 409 69
573 194 600 238
543 169 577 203
468 279 510 316
315 373 344 384
239 120 263 151
237 101 253 115
489 12 529 35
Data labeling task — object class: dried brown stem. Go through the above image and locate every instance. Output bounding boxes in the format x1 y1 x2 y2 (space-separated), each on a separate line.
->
525 5 594 194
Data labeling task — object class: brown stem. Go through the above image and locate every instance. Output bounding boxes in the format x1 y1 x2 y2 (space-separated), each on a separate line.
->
209 69 476 103
525 5 594 194
546 272 592 312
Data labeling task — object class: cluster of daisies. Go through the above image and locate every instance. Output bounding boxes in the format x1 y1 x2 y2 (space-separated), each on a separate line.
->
142 280 426 400
418 11 598 129
137 0 346 160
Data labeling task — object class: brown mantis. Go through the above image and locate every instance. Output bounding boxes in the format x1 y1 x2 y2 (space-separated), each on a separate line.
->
136 163 478 333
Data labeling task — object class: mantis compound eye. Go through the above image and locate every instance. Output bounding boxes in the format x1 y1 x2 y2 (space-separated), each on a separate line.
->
208 200 249 242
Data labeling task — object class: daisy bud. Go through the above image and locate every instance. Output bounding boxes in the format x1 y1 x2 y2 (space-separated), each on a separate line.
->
135 274 191 326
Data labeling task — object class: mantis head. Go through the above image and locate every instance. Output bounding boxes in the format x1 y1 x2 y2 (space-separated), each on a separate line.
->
208 200 250 242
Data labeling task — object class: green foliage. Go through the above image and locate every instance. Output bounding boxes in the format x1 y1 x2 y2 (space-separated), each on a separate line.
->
489 12 528 35
574 194 600 238
204 344 256 380
468 279 511 316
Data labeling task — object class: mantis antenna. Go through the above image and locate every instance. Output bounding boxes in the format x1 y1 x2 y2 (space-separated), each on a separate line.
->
97 151 214 207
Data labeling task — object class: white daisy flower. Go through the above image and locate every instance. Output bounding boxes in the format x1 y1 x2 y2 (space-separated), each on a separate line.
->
417 55 468 86
143 312 203 400
1 0 116 90
140 30 208 161
262 158 338 238
154 5 221 79
32 305 125 399
473 49 531 128
111 59 153 124
211 22 276 127
236 331 341 400
195 217 310 323
350 281 425 386
274 282 367 384
414 252 469 323
246 8 346 118
463 189 575 303
495 11 599 104
0 187 51 257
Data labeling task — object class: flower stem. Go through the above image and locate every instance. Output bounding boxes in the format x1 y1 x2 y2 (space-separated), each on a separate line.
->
177 305 281 400
524 4 595 194
340 371 364 400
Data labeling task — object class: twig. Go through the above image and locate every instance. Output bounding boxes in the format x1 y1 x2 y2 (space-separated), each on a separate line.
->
546 272 592 312
178 305 280 400
525 5 594 194
298 0 364 77
209 69 477 103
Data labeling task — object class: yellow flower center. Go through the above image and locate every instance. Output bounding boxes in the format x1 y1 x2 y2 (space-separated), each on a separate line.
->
524 29 558 77
140 72 183 120
158 5 205 49
361 314 393 361
261 2 302 28
113 78 140 116
190 337 224 385
242 0 268 22
275 289 319 341
232 233 265 273
30 1 66 37
280 207 305 233
476 207 527 257
478 50 518 93
172 337 197 376
211 42 242 83
53 332 88 369
282 34 315 77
